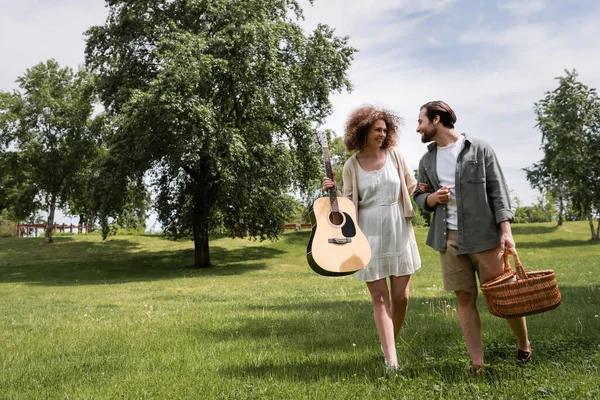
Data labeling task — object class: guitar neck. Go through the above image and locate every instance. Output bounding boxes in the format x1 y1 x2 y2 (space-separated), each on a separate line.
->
322 146 339 213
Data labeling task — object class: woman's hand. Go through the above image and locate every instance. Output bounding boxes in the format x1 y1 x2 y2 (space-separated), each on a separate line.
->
419 182 430 193
323 172 337 192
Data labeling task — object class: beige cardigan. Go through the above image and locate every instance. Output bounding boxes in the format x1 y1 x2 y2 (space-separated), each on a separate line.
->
341 148 417 223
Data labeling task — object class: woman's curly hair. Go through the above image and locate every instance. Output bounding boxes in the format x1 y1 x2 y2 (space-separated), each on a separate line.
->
343 106 402 152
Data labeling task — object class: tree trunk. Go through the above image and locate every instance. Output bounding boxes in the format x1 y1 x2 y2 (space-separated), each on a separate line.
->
88 215 96 232
557 194 564 226
192 204 211 268
592 216 600 241
45 194 57 243
183 158 217 268
587 214 598 240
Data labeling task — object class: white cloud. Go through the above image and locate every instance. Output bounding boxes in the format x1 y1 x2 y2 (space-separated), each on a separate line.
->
496 0 546 17
299 0 600 205
300 0 457 48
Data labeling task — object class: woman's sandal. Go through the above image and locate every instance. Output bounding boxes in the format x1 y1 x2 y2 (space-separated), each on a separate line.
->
516 348 532 362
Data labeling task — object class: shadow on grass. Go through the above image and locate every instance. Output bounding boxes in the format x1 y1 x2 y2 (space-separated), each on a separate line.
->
214 285 599 382
0 231 311 287
0 240 285 286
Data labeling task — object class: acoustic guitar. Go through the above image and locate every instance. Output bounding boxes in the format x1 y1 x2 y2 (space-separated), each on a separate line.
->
306 131 371 276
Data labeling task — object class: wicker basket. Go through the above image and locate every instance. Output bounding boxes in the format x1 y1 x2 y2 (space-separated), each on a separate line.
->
481 248 561 318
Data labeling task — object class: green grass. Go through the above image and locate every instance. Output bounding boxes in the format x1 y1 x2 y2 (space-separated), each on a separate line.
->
1 222 599 399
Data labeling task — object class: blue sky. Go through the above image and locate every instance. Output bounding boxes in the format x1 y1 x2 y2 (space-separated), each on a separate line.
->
300 0 600 205
2 0 600 227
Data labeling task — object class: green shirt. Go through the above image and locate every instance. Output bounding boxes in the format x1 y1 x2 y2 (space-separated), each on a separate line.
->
413 134 514 254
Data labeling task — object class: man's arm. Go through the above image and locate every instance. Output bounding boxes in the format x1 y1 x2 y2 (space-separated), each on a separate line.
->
484 145 515 252
413 159 451 210
500 221 515 253
414 159 439 212
484 146 514 224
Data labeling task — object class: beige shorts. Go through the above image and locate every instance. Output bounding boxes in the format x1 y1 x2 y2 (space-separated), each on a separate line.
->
439 230 503 291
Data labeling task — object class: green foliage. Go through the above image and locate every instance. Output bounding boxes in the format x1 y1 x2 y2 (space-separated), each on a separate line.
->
85 0 355 266
526 69 600 237
0 222 599 398
0 60 100 243
286 195 312 224
513 194 556 224
0 149 41 219
562 198 586 221
97 180 151 238
63 117 113 230
0 209 17 237
410 196 429 227
115 180 151 233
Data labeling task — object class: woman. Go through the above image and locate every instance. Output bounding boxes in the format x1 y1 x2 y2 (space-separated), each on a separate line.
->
323 106 421 370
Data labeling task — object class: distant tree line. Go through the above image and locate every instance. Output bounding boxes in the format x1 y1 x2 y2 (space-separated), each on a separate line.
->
511 192 584 225
0 60 150 243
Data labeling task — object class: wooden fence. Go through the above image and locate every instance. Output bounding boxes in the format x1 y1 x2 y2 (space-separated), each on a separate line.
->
281 223 312 231
16 223 92 238
16 223 310 237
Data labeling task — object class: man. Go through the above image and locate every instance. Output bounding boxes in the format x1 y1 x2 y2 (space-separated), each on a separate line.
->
412 100 531 375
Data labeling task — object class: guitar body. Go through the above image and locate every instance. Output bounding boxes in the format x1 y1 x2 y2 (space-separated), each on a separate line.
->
306 197 371 276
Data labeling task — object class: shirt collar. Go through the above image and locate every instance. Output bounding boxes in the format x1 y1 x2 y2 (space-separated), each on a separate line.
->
427 133 470 152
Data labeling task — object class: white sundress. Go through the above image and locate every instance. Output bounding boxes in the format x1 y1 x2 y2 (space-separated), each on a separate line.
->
354 153 421 282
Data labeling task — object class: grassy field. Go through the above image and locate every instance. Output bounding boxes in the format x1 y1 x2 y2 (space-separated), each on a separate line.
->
1 222 599 399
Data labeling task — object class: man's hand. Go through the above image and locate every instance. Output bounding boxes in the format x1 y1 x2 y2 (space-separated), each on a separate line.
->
436 186 451 204
499 221 515 254
425 186 451 208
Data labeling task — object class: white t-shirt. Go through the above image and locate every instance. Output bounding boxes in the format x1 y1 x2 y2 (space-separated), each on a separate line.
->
436 135 465 230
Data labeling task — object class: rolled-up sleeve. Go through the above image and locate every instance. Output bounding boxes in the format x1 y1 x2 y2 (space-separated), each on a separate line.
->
413 158 435 213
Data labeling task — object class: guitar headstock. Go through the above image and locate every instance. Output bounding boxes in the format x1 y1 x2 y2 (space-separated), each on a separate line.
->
315 130 328 149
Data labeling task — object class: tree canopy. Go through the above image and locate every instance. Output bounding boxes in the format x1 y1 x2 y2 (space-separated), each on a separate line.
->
0 59 100 242
85 0 355 267
525 69 600 239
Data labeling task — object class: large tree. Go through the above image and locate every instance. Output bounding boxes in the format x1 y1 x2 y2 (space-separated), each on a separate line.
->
526 69 600 239
85 0 355 267
0 60 100 243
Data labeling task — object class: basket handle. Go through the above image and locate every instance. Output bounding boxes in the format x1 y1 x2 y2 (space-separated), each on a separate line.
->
503 247 527 280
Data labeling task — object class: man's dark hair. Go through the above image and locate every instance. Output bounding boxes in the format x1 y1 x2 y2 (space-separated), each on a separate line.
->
420 101 457 129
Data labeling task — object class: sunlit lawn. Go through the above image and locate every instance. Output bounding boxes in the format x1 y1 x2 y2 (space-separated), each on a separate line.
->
0 222 599 399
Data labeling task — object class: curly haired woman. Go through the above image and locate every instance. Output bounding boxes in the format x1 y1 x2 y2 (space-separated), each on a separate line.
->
323 106 421 370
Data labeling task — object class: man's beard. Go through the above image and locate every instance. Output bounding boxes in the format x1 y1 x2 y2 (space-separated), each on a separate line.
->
420 126 436 143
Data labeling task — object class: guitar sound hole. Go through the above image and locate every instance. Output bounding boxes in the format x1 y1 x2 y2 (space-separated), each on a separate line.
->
329 212 344 226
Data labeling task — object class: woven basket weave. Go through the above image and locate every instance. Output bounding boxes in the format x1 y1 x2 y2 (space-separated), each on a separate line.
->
481 248 561 318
